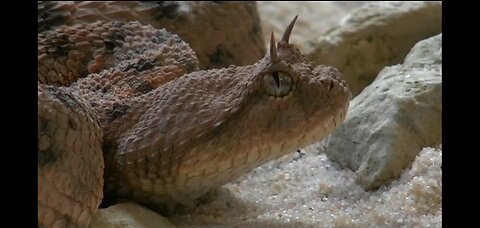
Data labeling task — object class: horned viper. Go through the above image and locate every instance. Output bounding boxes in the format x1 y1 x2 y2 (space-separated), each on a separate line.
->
38 2 351 227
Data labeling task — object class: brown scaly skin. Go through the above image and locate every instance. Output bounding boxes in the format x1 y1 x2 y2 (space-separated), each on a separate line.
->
38 1 265 69
38 84 104 227
38 15 351 227
38 20 199 227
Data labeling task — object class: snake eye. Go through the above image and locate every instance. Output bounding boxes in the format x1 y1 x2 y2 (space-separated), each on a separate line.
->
263 71 293 97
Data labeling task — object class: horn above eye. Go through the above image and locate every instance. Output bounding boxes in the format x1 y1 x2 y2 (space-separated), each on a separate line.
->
280 15 298 45
263 71 293 97
270 32 278 63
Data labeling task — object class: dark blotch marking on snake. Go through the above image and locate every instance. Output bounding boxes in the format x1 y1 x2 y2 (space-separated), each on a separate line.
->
38 148 60 167
106 103 130 122
50 87 80 111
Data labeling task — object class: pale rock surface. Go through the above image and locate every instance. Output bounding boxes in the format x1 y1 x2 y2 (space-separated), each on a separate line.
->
325 34 442 190
257 1 369 51
90 203 175 228
305 1 442 96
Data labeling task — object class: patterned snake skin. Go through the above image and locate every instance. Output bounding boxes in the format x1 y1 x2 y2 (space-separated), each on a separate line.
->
38 2 351 227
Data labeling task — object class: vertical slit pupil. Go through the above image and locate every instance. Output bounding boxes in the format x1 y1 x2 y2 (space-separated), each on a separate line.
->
272 72 280 88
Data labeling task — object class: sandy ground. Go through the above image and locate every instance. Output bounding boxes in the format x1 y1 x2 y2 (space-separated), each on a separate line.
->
169 143 441 227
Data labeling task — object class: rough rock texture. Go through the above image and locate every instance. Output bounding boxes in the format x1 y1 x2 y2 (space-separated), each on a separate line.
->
169 146 441 227
325 34 442 189
305 1 442 96
90 203 175 228
38 1 265 69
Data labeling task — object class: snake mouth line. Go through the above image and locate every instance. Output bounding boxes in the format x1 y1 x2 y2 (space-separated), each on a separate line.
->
288 103 349 155
189 102 350 187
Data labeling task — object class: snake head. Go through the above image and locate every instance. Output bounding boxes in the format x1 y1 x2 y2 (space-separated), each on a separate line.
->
104 16 352 210
175 16 352 174
174 16 352 188
240 15 352 153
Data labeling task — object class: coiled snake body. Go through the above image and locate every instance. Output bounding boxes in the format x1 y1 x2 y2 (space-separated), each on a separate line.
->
38 2 351 227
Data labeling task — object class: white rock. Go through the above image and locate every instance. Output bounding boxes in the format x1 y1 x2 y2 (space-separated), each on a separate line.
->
257 1 369 50
90 202 176 228
305 1 442 96
324 34 442 189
